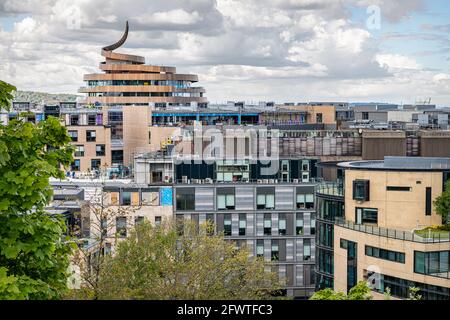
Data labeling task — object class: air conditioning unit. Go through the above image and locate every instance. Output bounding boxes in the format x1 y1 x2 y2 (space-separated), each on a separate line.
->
263 179 269 183
269 179 275 184
205 178 213 184
182 176 188 183
293 179 299 184
192 179 199 184
257 179 263 183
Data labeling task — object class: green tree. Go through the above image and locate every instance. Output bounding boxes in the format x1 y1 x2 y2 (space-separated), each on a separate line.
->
434 180 450 223
76 220 284 300
310 281 372 300
0 80 16 111
0 80 75 300
408 287 422 300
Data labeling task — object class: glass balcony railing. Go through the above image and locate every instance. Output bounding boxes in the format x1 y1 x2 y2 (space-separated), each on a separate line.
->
316 182 344 197
334 218 450 243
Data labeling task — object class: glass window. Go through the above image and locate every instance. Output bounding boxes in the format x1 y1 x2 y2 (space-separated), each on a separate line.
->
353 180 370 201
217 194 235 210
91 159 101 170
264 214 272 235
296 213 304 235
310 214 316 235
356 207 378 225
271 240 279 261
68 130 78 142
96 144 105 156
239 214 246 236
278 217 286 235
155 216 162 226
74 145 84 157
224 214 231 236
256 240 264 257
71 159 80 171
304 239 311 261
176 190 195 211
116 217 127 238
135 216 144 226
121 192 131 205
142 191 159 206
86 130 96 142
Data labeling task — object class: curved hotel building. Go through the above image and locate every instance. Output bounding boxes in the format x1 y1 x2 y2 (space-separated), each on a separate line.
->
79 21 207 107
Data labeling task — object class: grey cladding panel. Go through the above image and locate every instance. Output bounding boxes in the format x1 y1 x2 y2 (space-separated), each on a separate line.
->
235 186 254 210
275 186 294 210
195 187 214 211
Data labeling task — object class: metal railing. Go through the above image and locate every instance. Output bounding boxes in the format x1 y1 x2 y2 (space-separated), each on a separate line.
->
334 218 450 243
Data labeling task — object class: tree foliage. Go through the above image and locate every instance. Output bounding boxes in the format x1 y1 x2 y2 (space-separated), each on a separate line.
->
434 180 450 223
0 81 16 111
75 220 284 300
0 80 75 299
310 281 372 300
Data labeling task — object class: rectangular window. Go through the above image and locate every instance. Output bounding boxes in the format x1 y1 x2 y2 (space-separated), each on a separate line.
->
70 115 79 126
387 186 412 191
257 194 275 210
101 218 107 237
91 159 101 170
86 130 96 142
88 114 96 125
356 207 378 225
414 250 450 278
303 239 311 261
278 214 286 235
425 187 432 216
365 245 405 263
74 145 84 157
155 216 162 226
271 240 279 261
121 192 131 205
310 214 316 235
176 188 195 211
316 113 323 123
224 214 231 236
116 217 127 238
353 180 370 201
135 216 144 226
296 213 304 235
239 214 246 236
68 130 78 142
217 194 235 210
256 240 264 258
96 144 105 156
263 213 272 235
71 159 80 171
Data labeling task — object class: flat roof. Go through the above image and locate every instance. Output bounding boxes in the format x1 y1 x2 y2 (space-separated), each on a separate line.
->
338 156 450 171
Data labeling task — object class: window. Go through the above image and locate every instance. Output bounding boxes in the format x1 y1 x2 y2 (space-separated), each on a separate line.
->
256 240 264 258
425 187 432 216
316 113 323 123
121 192 131 205
414 250 450 279
353 180 370 201
91 159 101 170
366 245 405 263
362 112 369 120
271 240 279 261
224 214 231 236
278 214 286 235
281 160 289 171
88 114 96 125
239 214 246 236
135 216 144 226
176 188 195 211
142 191 159 206
340 239 348 249
71 159 80 171
155 216 162 226
217 194 235 210
86 130 96 142
356 207 378 225
386 186 411 191
264 214 272 235
296 213 304 235
116 217 127 238
302 160 310 171
70 115 79 125
303 239 311 261
296 193 314 209
68 130 78 142
74 145 84 157
257 194 275 210
310 214 316 235
96 144 105 156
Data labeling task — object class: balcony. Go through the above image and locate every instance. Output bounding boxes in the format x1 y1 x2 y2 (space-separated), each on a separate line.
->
335 218 450 243
316 182 344 198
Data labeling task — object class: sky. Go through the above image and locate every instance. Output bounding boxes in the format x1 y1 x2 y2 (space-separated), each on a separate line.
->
0 0 450 105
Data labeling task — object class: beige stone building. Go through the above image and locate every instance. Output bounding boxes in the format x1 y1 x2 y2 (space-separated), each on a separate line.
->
332 157 450 299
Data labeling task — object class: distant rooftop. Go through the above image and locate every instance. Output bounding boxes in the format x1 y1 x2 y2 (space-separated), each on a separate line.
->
338 156 450 171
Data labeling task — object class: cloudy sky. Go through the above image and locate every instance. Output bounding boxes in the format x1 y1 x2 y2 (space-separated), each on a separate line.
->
1 0 450 105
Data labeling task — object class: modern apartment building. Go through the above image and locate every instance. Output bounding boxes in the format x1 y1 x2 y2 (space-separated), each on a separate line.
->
315 156 450 299
173 158 318 299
